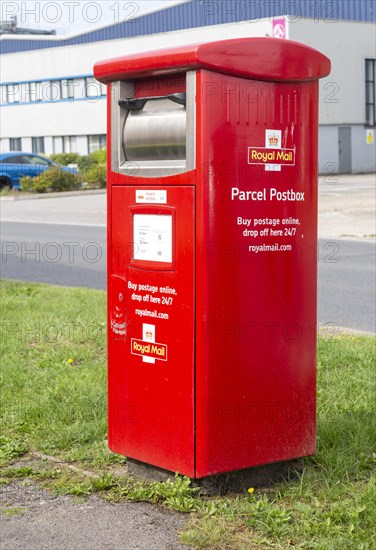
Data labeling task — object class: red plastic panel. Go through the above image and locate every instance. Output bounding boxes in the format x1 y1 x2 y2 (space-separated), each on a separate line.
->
194 70 318 477
134 75 186 98
94 37 330 84
108 185 195 476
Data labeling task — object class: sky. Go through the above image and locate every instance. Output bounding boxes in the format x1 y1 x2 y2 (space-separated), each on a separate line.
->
1 1 187 35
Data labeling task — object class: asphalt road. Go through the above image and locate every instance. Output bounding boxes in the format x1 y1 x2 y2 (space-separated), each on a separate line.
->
317 238 375 333
1 220 375 333
0 221 106 290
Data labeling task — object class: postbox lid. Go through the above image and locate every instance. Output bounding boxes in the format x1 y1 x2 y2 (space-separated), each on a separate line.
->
94 37 330 83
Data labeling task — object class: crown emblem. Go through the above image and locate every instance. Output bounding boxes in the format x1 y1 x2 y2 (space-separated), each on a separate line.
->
268 134 279 146
145 330 152 340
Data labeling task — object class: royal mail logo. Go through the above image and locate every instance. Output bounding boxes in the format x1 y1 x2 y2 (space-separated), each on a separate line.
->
248 129 296 171
268 133 280 147
131 338 168 361
248 147 295 166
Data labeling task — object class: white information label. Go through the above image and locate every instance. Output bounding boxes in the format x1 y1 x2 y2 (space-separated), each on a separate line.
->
133 214 172 263
136 190 167 204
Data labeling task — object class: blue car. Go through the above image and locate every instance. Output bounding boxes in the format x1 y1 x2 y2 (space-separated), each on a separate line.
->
0 152 78 189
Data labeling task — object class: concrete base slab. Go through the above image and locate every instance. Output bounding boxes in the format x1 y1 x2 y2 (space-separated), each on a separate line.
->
127 458 303 496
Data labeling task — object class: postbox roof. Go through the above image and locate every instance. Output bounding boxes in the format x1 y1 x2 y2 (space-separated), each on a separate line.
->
94 37 330 83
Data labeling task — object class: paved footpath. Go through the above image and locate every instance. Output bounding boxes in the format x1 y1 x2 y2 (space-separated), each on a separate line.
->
318 174 375 238
1 174 375 238
1 459 189 550
1 483 188 550
0 190 106 227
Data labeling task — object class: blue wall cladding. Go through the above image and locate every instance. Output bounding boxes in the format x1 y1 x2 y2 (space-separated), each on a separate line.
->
1 0 375 55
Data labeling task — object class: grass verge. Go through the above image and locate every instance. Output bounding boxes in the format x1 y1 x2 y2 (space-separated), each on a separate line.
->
0 279 116 467
0 280 375 548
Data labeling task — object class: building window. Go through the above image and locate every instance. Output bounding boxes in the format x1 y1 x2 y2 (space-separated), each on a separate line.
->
25 82 32 102
49 80 61 102
88 135 106 153
365 59 376 126
85 77 101 99
74 78 86 100
6 84 20 103
100 82 107 96
63 136 77 153
32 137 45 154
61 79 74 100
10 138 22 151
29 82 37 101
29 82 43 102
20 83 28 103
2 75 106 106
27 82 43 102
0 85 6 104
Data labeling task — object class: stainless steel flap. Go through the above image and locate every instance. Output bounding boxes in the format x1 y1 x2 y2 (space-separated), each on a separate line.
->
123 98 186 162
111 71 195 178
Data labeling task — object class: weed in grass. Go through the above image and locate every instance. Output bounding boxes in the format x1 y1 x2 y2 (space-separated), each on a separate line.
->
0 465 59 484
107 474 202 513
0 478 10 486
245 496 292 538
1 506 25 516
0 435 28 466
33 469 201 512
60 440 126 468
48 474 99 497
0 467 35 478
33 468 59 480
72 496 88 504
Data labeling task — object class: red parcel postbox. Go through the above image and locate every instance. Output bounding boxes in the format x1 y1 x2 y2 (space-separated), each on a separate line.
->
94 38 331 478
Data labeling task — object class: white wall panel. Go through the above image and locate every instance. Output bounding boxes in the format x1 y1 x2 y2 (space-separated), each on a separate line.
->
76 136 89 155
22 137 33 153
290 20 376 125
0 139 10 152
0 99 106 138
44 136 54 156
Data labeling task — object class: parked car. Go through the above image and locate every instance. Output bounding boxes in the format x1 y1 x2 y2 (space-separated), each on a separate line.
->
0 152 78 189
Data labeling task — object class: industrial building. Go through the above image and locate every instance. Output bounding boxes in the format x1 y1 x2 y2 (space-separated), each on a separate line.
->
0 0 375 173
